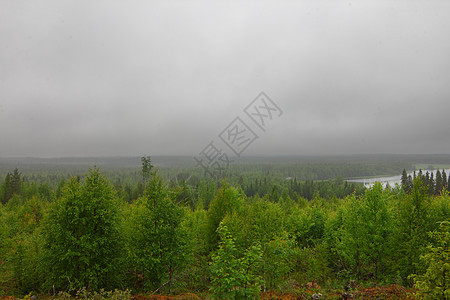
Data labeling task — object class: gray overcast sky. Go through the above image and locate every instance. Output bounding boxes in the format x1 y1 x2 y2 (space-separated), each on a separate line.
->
1 0 449 157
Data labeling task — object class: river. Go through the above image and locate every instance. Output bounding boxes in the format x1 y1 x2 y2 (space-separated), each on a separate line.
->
347 169 450 188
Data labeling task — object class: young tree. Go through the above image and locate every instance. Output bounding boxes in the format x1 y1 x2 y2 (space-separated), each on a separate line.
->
206 183 244 252
43 168 122 291
126 172 186 292
331 184 392 281
360 183 392 279
210 223 262 299
197 178 217 210
223 199 292 290
141 156 154 184
410 221 449 299
333 194 367 280
392 177 433 283
180 208 209 291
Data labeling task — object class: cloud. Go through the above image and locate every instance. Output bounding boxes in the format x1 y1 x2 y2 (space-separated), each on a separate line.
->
0 0 449 157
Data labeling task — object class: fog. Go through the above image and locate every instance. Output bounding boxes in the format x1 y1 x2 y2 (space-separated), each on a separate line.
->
1 1 449 157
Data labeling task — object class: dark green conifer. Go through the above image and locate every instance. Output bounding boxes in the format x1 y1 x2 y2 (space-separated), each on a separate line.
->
435 170 443 195
401 169 409 193
428 173 435 196
442 169 447 190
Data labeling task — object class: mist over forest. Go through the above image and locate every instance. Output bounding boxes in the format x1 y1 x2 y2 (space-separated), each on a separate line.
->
2 0 450 299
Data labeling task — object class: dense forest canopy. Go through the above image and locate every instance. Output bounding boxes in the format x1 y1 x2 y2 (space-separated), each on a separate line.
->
0 155 449 299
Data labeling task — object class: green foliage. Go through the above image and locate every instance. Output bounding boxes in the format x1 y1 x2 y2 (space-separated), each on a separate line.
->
410 221 449 299
326 184 393 282
43 168 122 292
403 169 450 196
392 177 433 283
222 199 293 290
197 178 217 210
288 204 327 248
0 195 47 295
180 208 210 292
125 172 186 291
290 243 331 285
0 169 23 204
141 156 153 184
210 224 262 299
1 158 450 297
332 194 366 280
206 183 244 252
360 183 392 279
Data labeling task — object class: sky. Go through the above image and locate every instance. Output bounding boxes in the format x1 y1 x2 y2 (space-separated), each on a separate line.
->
1 0 450 158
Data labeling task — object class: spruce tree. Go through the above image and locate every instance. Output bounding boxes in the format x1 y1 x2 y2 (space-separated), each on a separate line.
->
418 169 424 186
425 171 430 188
442 170 448 191
408 175 413 194
10 168 22 196
435 170 443 195
429 173 435 196
401 169 409 193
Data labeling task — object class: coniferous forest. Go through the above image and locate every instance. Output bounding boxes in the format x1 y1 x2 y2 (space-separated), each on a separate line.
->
0 156 449 299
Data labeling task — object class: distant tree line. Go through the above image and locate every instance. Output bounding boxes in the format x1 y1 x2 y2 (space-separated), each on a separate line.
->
401 168 449 195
